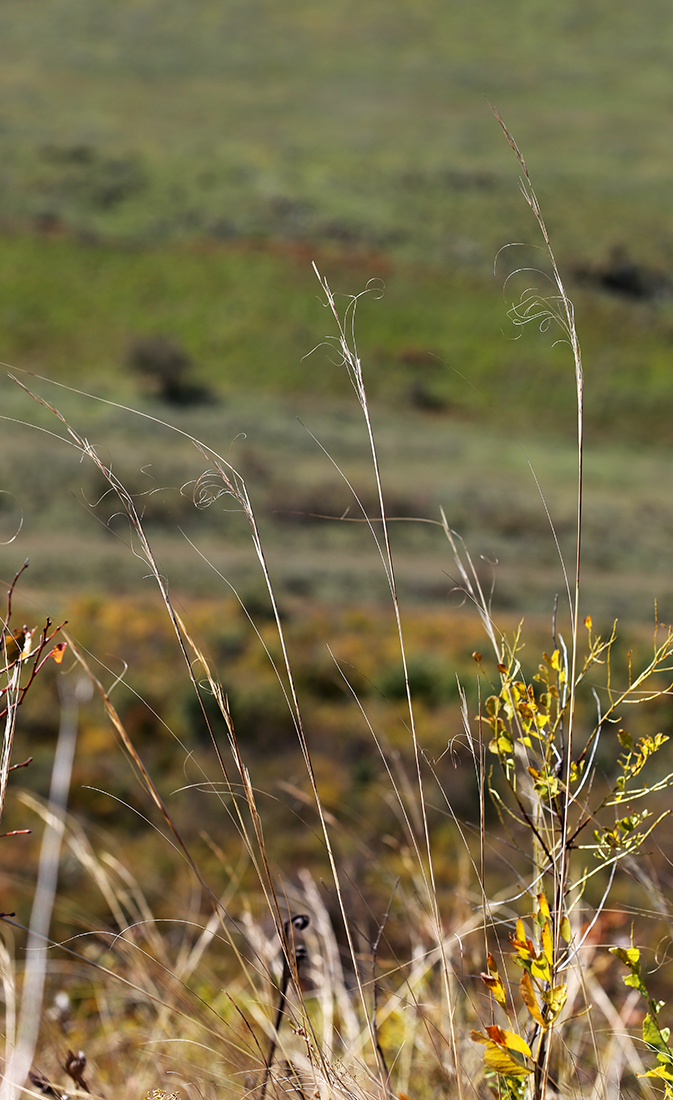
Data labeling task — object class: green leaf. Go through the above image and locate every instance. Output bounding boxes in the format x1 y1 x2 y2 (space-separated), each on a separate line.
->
544 983 568 1023
624 972 647 994
643 1014 671 1053
489 734 514 756
485 695 500 717
618 729 633 750
569 761 583 784
617 813 644 834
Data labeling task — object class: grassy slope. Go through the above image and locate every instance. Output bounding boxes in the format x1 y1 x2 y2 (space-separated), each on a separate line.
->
1 232 673 441
2 232 673 626
0 0 673 266
3 374 673 651
2 0 673 432
1 0 672 622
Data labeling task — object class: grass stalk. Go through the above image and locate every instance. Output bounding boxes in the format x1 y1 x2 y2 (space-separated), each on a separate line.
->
0 675 81 1100
313 264 465 1097
490 108 585 1100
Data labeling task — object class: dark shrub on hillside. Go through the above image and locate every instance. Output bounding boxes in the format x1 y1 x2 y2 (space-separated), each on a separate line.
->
575 246 670 301
127 335 213 406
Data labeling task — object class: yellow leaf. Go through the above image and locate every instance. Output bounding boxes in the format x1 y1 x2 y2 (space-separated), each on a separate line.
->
584 615 592 630
50 642 67 664
485 1024 507 1044
511 923 535 961
640 1066 673 1083
541 920 553 966
537 892 551 921
471 1030 490 1045
560 916 572 943
520 971 546 1028
486 1026 532 1058
483 1044 533 1078
544 983 568 1022
531 956 551 983
503 1032 533 1058
486 951 499 976
485 695 500 717
481 971 507 1008
610 945 640 968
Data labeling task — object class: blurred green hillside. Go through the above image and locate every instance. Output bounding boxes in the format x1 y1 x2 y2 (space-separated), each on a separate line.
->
2 0 673 265
2 0 673 422
1 0 673 625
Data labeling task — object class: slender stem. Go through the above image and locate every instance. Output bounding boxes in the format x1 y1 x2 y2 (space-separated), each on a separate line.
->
490 106 585 1100
313 267 464 1099
260 915 309 1100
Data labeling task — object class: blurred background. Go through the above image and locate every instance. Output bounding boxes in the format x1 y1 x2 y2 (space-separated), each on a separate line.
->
2 0 673 616
2 0 673 618
3 0 673 908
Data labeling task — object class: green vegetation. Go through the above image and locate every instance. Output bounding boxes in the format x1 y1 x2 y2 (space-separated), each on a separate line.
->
5 366 673 622
3 232 673 446
4 1 673 1096
4 161 673 1098
0 0 673 633
3 0 673 269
